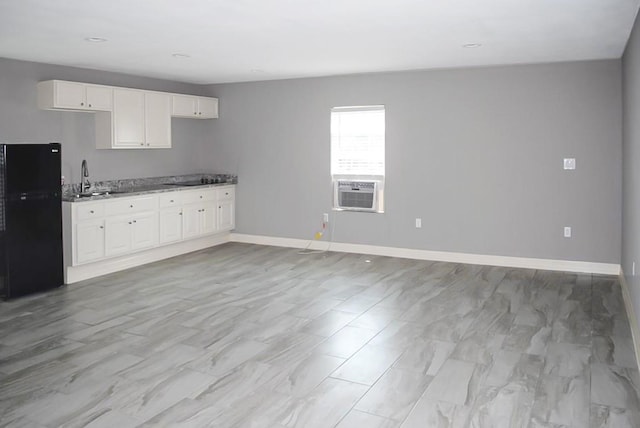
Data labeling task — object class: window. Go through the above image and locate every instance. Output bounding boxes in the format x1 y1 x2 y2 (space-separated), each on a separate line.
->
331 106 385 177
331 105 385 212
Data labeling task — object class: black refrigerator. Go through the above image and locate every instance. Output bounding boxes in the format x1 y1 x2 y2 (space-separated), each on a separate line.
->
0 143 63 299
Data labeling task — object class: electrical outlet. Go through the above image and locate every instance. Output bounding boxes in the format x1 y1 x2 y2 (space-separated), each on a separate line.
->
415 218 422 228
563 158 576 170
564 226 572 238
323 213 329 223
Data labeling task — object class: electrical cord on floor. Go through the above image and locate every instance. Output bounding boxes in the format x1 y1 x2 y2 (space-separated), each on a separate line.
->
298 211 337 255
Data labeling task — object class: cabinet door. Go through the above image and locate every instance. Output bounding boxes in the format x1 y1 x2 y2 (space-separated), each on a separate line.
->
182 204 201 238
200 202 217 235
105 215 132 256
76 219 105 263
55 81 86 109
197 97 219 118
86 85 113 111
218 199 235 231
160 207 183 244
172 94 197 118
131 212 159 250
113 88 145 148
145 92 171 148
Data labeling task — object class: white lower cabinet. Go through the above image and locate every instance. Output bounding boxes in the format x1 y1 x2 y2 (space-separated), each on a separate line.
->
67 185 235 269
159 207 183 244
217 187 235 231
182 204 201 239
76 219 105 263
218 199 234 231
202 202 217 235
132 212 159 250
105 211 158 256
182 202 216 239
105 215 133 256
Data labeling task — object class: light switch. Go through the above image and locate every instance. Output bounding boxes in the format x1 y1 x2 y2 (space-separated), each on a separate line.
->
563 158 576 170
564 226 572 238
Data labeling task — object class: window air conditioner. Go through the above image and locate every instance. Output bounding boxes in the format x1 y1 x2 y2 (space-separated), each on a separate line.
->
334 180 379 212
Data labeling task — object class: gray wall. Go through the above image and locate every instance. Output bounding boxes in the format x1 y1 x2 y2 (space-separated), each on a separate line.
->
0 56 623 264
0 57 213 184
206 61 622 263
623 14 640 334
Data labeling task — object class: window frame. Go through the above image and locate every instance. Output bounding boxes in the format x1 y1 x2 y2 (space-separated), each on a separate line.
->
330 105 386 213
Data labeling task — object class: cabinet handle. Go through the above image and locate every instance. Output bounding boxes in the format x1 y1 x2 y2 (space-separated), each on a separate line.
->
202 208 205 212
88 104 92 107
194 112 197 115
170 199 174 203
128 222 132 225
99 226 104 229
199 196 203 199
133 220 137 223
225 192 229 195
130 205 134 208
198 112 202 115
179 212 182 216
140 143 144 146
90 210 94 214
80 102 84 106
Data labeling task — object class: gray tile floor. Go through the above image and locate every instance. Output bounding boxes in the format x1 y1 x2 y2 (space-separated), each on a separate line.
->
1 243 639 427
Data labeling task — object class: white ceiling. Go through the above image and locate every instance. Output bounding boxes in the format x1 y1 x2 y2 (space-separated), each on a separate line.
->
1 0 639 84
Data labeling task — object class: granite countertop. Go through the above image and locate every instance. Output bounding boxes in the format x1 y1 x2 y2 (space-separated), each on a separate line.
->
62 173 237 203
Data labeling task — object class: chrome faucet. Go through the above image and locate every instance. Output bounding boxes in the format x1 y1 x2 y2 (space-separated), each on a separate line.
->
80 159 90 193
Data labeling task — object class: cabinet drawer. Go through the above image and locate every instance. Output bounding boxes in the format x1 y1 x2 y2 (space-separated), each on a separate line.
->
76 202 105 220
159 192 184 208
105 195 158 216
182 189 216 204
217 187 235 201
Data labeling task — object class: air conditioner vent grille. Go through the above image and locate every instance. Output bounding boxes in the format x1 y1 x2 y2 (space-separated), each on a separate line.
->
339 191 374 208
334 180 379 212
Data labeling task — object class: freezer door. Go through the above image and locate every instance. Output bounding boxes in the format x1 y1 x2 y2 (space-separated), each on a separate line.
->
3 143 61 194
4 194 63 298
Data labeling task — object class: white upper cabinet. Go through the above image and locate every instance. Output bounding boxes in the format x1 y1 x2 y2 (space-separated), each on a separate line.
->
38 80 112 111
38 80 218 149
144 92 172 148
197 97 218 118
112 88 145 148
172 94 219 118
97 89 172 149
171 94 196 117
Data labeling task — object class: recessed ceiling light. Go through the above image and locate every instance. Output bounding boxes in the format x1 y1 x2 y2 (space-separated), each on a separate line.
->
172 53 191 59
84 37 107 43
462 43 482 48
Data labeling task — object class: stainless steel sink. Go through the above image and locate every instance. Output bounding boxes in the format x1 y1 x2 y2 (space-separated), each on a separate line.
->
75 190 123 198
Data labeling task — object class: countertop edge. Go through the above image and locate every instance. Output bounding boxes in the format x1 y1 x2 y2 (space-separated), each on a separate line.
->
62 183 236 203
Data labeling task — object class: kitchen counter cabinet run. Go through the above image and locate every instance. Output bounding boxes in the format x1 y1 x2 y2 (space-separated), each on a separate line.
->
62 185 235 283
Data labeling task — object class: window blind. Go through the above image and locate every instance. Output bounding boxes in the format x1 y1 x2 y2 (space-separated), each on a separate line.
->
331 106 385 176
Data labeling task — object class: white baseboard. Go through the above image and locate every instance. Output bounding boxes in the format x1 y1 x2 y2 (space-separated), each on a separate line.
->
230 233 620 275
619 269 640 371
65 233 231 284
